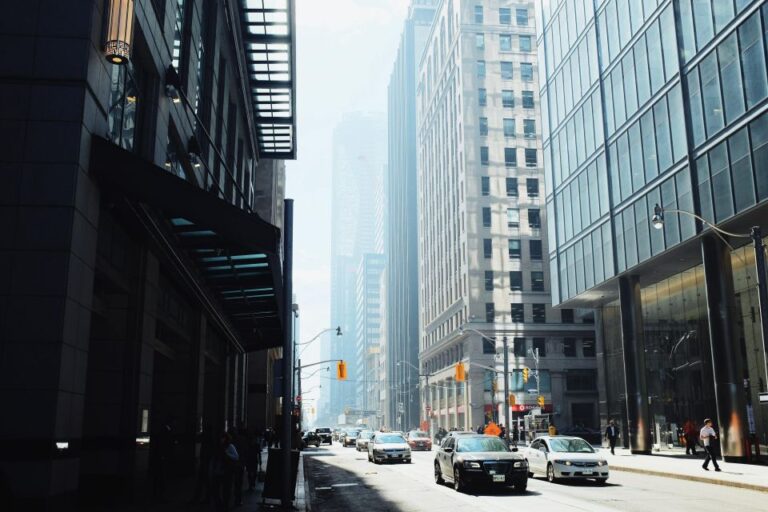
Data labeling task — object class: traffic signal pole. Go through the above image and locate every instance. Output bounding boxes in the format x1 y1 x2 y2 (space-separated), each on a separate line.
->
503 336 510 445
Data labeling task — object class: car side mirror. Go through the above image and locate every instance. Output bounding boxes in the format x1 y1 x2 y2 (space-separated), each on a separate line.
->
511 446 518 452
444 447 453 453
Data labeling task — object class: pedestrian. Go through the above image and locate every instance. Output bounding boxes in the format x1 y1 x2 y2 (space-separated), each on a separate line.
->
548 422 557 437
229 426 247 506
499 424 506 439
247 428 262 491
211 432 239 511
604 420 619 455
476 425 483 434
191 423 214 503
699 418 721 471
683 419 698 455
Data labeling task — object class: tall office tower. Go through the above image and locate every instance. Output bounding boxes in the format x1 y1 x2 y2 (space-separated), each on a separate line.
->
387 0 438 433
355 253 386 427
417 0 597 434
325 113 386 425
538 0 768 460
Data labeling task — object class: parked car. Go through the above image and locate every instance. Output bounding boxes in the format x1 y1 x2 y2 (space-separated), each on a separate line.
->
332 429 342 442
368 432 411 464
301 431 321 448
356 430 374 452
315 427 333 445
406 430 432 451
434 434 527 493
523 436 608 484
342 430 361 447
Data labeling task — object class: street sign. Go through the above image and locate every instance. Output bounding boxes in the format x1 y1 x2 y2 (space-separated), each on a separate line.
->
759 392 768 404
425 405 432 413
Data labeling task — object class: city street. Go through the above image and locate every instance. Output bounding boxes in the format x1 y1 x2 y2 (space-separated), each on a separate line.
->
304 443 767 512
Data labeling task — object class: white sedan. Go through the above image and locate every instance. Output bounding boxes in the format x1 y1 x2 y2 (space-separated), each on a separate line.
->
523 436 609 484
368 432 412 464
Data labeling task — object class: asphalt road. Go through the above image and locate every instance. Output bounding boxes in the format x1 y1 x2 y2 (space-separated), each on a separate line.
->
303 443 767 512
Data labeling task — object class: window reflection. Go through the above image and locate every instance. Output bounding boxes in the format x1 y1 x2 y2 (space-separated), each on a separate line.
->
108 64 140 151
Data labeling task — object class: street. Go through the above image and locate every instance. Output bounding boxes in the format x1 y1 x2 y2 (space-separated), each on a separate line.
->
304 443 767 512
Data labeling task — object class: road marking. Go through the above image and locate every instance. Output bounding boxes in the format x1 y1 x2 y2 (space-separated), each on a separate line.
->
315 486 333 491
332 483 359 488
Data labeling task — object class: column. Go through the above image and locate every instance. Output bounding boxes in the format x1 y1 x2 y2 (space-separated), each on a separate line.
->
618 275 651 454
452 380 458 428
701 235 748 461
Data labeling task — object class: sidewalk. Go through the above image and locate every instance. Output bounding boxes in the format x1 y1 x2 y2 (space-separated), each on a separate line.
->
604 447 768 493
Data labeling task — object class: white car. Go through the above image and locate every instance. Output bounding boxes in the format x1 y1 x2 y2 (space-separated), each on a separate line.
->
368 432 412 464
356 430 374 451
523 436 608 484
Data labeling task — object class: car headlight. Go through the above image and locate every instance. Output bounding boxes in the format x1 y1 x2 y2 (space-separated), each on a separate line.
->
597 460 607 466
513 461 527 468
463 461 481 469
553 460 572 466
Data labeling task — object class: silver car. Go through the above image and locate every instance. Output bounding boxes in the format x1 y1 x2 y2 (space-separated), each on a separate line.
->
368 432 411 463
523 436 609 484
356 430 374 451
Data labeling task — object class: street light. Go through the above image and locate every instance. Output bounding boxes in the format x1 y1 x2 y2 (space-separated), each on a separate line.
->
294 327 343 429
651 203 768 386
397 361 435 434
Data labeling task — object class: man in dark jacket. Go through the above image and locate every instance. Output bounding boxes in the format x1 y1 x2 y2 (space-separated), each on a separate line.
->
604 420 619 455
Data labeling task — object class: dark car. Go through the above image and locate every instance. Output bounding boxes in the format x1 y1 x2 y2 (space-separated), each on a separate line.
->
342 430 361 447
302 431 321 448
315 427 333 445
434 434 528 493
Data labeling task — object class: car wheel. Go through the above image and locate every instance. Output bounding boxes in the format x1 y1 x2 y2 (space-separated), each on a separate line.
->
596 478 608 485
434 462 444 484
525 459 533 478
453 467 465 493
547 463 558 483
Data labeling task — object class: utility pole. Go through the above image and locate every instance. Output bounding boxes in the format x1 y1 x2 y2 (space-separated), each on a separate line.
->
502 336 510 445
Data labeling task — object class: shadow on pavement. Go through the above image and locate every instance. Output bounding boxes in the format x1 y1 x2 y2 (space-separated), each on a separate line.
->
530 476 620 488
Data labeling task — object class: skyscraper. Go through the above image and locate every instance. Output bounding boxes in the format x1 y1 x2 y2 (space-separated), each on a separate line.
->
417 0 596 434
538 0 768 460
387 0 438 432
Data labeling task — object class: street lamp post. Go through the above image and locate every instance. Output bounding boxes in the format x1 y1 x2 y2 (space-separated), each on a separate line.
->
397 360 434 433
294 326 342 429
652 204 768 385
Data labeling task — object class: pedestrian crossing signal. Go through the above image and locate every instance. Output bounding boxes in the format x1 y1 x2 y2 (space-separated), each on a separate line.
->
337 360 347 380
523 367 530 383
537 395 545 408
508 394 516 406
455 362 466 382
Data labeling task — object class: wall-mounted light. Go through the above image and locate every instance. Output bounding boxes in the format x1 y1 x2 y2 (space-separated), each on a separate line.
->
188 136 202 169
55 441 69 451
165 65 182 104
104 0 135 64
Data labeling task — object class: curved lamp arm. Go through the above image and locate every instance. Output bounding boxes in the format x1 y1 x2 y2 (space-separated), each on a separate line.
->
652 204 750 239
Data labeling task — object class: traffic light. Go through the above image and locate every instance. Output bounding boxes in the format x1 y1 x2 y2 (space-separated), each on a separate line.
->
336 360 347 380
508 394 516 406
537 395 545 408
455 362 466 382
523 367 529 383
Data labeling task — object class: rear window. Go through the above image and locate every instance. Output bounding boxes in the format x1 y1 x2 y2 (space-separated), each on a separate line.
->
410 431 429 438
316 428 331 433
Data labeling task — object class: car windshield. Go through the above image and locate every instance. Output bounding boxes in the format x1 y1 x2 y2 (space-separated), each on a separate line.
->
360 432 373 439
456 437 509 453
377 435 405 444
347 431 359 438
410 431 428 438
548 438 594 453
316 428 331 433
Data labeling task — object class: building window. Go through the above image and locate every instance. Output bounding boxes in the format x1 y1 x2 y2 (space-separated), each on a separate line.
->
566 370 597 390
529 240 543 260
507 208 520 228
525 148 537 167
522 90 534 108
499 7 511 24
516 8 529 26
484 270 494 291
583 338 596 357
563 338 577 357
503 118 515 137
108 64 141 152
481 176 490 196
510 271 523 291
523 119 536 138
484 238 492 258
501 61 513 80
483 336 495 354
519 35 532 52
479 88 487 106
475 5 484 24
511 303 524 322
481 146 489 165
482 207 492 227
508 239 521 259
561 309 574 323
506 177 518 197
505 147 517 167
485 302 495 323
532 303 546 323
477 60 486 78
513 337 526 357
476 33 485 50
500 34 512 51
528 209 541 229
502 90 514 108
479 116 488 136
526 178 539 197
521 62 533 81
531 271 544 291
533 337 546 357
171 0 186 70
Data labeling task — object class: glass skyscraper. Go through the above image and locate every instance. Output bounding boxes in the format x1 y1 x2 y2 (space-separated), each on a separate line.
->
538 0 768 461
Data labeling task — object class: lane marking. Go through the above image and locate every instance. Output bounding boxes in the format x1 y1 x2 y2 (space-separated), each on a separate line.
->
332 483 359 488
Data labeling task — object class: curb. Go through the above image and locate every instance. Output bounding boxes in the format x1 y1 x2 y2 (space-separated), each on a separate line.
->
611 465 768 494
301 452 312 512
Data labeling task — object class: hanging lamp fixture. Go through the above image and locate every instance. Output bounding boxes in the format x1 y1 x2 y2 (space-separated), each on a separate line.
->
104 0 135 64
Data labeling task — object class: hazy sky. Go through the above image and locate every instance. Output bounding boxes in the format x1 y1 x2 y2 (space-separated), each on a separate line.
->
285 0 410 393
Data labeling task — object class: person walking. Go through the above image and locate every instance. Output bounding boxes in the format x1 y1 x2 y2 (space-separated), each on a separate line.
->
476 425 483 434
604 420 619 455
683 419 698 455
246 428 262 491
699 418 721 471
548 422 557 437
229 426 247 506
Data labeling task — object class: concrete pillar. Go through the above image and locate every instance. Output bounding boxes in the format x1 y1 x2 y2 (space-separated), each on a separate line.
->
452 380 459 428
701 235 748 461
618 275 652 454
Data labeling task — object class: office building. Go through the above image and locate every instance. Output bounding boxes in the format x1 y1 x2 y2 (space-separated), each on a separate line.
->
538 0 768 460
417 0 597 434
355 253 386 428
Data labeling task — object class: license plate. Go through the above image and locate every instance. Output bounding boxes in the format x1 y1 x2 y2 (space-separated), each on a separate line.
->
582 470 593 475
493 475 505 482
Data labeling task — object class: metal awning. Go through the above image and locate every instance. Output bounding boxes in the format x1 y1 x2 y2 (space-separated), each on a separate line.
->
239 0 296 159
91 137 284 352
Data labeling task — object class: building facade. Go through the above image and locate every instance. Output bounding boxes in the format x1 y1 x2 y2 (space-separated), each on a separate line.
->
355 253 386 428
538 0 768 460
0 0 295 508
386 0 438 432
416 0 597 435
